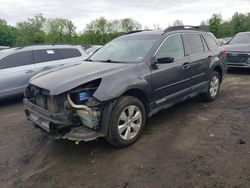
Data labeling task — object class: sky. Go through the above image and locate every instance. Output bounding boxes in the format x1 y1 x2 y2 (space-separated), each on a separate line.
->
0 0 250 31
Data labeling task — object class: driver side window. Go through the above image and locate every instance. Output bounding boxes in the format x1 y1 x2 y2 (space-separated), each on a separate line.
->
156 34 184 60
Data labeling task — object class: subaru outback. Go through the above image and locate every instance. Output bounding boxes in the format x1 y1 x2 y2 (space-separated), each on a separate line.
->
24 26 227 147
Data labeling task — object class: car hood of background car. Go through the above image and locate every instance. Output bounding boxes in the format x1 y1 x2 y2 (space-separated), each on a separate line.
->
224 44 250 52
30 61 136 95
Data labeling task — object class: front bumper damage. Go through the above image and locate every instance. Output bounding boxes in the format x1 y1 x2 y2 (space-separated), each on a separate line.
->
24 97 104 142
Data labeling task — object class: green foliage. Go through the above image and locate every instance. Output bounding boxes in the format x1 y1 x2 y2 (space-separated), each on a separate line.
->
1 12 250 47
209 14 222 37
209 12 250 38
15 14 46 45
0 19 16 46
83 17 141 44
45 18 76 43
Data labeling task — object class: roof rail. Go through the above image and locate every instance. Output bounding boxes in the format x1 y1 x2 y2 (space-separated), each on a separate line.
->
126 29 152 35
164 25 209 33
15 44 77 50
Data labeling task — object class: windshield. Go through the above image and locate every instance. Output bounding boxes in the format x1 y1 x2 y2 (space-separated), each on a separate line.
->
89 37 157 63
229 33 250 44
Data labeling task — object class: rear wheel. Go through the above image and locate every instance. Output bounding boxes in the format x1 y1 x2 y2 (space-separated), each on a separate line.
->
106 96 146 147
202 71 221 101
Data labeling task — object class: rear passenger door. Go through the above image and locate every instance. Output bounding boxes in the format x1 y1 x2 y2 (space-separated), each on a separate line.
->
33 49 62 74
0 51 35 96
183 33 210 88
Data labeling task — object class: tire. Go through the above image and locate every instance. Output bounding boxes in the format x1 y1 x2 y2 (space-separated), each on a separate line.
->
202 71 221 102
106 96 146 148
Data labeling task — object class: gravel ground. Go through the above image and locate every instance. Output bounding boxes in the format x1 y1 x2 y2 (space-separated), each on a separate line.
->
0 69 250 188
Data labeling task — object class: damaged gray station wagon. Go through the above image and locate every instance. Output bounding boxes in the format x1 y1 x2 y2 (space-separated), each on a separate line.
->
24 26 227 147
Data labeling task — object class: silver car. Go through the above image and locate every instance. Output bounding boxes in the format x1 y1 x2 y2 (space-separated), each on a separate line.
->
0 45 88 99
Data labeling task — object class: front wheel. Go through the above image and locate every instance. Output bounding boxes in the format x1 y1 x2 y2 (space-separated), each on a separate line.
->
106 96 146 148
202 71 221 102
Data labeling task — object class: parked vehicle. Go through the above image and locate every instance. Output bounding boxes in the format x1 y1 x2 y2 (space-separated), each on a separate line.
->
24 26 227 147
217 37 232 46
0 46 9 51
224 32 250 69
0 45 88 99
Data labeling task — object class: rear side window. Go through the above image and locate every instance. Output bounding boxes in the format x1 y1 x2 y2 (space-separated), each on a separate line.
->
0 51 33 69
185 34 204 55
203 35 218 50
57 48 82 59
33 49 60 64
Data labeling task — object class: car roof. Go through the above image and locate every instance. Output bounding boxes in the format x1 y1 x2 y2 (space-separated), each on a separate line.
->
121 28 212 39
0 45 85 58
237 32 250 35
15 44 82 51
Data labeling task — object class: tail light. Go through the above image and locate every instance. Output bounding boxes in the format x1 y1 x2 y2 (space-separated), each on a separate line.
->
223 49 227 57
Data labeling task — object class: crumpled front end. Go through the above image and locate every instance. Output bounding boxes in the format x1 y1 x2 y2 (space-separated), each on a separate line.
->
24 79 105 142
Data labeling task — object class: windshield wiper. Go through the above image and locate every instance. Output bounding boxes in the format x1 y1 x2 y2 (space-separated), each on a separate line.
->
99 59 123 63
85 59 92 62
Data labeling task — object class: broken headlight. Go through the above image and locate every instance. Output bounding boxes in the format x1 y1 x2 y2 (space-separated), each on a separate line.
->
69 79 101 105
67 79 102 129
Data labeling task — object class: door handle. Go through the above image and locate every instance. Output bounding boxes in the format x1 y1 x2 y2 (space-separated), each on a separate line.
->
26 70 34 74
182 62 190 69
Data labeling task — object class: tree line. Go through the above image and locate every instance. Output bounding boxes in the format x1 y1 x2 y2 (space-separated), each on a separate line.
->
205 12 250 38
0 12 250 47
0 14 141 47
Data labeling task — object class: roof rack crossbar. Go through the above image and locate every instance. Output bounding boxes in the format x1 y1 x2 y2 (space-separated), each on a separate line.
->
164 25 208 33
126 29 152 35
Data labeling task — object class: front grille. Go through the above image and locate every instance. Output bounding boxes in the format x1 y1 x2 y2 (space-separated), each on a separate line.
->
226 52 250 64
27 85 57 113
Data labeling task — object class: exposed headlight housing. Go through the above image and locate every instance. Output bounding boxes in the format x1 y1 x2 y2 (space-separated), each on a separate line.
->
69 79 101 105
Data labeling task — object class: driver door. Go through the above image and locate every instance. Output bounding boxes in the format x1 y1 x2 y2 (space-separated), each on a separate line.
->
151 34 190 108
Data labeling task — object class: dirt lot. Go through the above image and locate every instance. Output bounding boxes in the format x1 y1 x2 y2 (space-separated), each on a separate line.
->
0 69 250 188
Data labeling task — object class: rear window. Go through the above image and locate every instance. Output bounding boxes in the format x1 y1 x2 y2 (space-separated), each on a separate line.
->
33 48 82 64
185 34 204 55
57 48 82 59
33 49 60 64
203 35 218 50
0 51 33 69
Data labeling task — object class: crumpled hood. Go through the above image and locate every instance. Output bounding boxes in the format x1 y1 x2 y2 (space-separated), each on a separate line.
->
30 61 135 95
224 44 250 52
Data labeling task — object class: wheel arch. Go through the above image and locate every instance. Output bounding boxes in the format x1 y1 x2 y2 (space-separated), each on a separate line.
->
122 88 149 114
213 66 223 82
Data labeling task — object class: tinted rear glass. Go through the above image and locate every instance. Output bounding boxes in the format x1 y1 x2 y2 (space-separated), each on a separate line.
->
57 48 81 59
34 48 82 63
203 35 218 50
33 49 60 63
0 51 33 69
185 34 204 55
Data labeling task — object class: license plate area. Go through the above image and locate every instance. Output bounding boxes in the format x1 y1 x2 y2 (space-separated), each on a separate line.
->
29 113 50 132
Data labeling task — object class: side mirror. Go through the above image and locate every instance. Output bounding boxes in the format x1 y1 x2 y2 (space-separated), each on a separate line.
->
156 56 174 64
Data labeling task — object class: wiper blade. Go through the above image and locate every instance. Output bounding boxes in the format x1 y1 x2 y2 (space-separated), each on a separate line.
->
100 59 122 63
85 59 92 62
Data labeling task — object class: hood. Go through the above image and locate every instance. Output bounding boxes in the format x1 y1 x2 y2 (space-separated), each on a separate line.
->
224 43 250 52
30 61 135 95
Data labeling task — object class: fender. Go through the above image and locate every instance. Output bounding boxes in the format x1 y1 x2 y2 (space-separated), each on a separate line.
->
93 63 153 102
